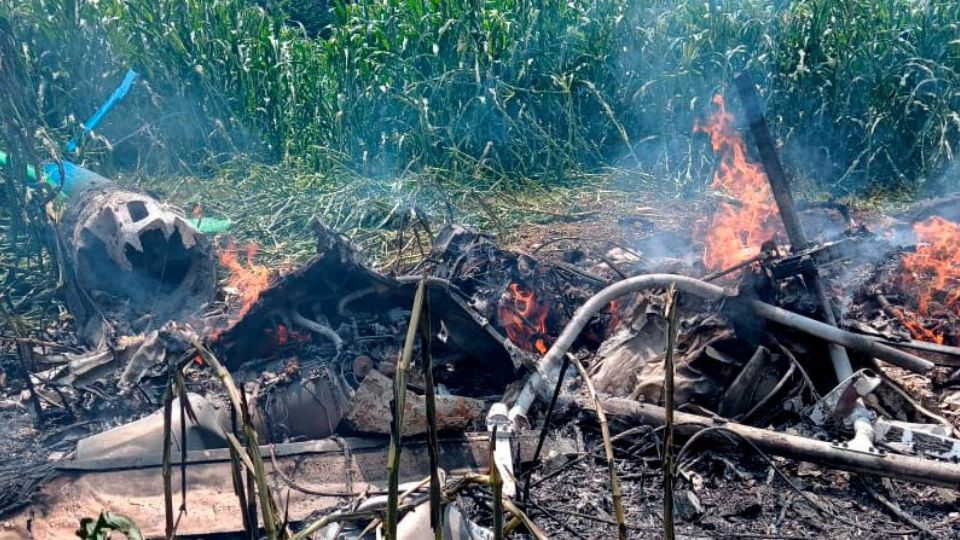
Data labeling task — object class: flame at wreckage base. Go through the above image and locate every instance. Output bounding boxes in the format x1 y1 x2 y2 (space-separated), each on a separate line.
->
893 216 960 344
696 93 783 272
694 93 960 346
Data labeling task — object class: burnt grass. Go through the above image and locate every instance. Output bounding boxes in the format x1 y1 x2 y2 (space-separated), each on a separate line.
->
523 442 960 538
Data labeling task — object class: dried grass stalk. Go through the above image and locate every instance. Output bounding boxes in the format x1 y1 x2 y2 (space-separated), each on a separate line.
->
572 354 627 539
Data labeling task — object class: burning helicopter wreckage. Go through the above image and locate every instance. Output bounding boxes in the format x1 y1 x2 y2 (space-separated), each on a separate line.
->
4 78 960 538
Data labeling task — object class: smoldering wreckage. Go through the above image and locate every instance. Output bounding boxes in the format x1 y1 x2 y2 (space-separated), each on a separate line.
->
4 79 960 539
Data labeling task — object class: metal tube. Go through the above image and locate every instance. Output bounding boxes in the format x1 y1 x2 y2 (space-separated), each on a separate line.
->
747 301 933 373
507 274 933 424
860 335 960 363
733 74 809 248
599 397 960 489
734 72 853 381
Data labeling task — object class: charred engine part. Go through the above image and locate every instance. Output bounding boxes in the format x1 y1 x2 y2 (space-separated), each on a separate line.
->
426 224 501 286
217 220 520 407
251 367 353 441
61 181 216 339
761 234 878 282
425 224 608 357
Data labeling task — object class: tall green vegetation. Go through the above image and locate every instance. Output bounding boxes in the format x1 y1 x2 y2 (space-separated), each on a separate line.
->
1 0 959 195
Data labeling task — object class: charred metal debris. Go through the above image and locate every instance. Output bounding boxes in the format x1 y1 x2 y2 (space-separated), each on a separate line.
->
4 85 960 538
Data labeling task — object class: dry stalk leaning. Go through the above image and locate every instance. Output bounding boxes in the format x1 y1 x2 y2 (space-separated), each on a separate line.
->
194 341 280 540
162 373 175 540
161 359 197 540
225 434 258 475
227 397 254 538
386 279 427 539
175 371 194 526
571 354 627 539
502 498 550 539
417 283 443 539
662 285 680 540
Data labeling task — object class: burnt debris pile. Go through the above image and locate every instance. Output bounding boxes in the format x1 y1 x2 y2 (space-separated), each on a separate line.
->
3 81 960 539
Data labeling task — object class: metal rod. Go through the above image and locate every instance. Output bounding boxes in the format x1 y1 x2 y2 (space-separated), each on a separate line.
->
701 252 765 281
597 396 960 489
734 73 853 381
860 335 960 364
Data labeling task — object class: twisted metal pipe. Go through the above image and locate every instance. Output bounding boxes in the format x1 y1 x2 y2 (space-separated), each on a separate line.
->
507 274 933 424
290 310 344 352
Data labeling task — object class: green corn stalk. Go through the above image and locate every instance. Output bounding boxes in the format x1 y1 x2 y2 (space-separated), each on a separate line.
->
386 279 427 539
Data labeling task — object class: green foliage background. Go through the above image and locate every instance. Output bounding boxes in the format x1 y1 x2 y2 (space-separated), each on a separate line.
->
2 0 960 196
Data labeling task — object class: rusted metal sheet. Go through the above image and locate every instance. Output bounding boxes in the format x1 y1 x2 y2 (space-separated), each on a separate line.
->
1 432 541 539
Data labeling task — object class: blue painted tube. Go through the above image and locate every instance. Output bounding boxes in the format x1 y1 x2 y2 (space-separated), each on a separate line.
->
66 69 138 154
1 150 111 197
0 69 137 199
42 160 112 197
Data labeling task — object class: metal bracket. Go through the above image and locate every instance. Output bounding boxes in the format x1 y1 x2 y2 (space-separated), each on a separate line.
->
764 235 876 281
874 418 960 462
806 369 881 426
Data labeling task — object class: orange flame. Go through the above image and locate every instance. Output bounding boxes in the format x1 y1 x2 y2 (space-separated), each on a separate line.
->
220 239 271 320
499 283 550 354
695 93 782 271
888 305 943 344
893 216 960 344
267 323 311 347
608 299 622 334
